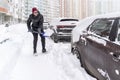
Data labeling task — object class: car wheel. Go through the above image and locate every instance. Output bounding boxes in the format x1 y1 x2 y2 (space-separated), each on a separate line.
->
72 48 84 67
71 47 74 53
73 48 80 58
53 34 58 43
54 38 58 43
51 33 58 43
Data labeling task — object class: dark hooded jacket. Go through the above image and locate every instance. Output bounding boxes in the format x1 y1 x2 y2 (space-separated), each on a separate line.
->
27 12 44 31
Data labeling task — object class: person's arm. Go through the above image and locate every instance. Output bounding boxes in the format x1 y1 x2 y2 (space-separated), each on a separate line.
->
39 15 44 30
38 15 44 34
27 15 32 31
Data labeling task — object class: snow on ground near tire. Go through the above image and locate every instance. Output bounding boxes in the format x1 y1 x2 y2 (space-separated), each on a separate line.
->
0 24 96 80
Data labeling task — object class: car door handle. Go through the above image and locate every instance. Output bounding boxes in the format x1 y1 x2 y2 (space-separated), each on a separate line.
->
110 52 120 62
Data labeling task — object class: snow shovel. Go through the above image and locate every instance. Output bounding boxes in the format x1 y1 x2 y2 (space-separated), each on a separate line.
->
32 30 50 38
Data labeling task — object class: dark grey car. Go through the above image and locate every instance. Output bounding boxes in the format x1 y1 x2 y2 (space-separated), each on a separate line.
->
72 17 120 80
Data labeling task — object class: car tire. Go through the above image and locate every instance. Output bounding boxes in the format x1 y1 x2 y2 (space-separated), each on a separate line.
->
72 48 84 67
54 38 58 43
51 33 58 43
71 47 74 53
53 34 58 43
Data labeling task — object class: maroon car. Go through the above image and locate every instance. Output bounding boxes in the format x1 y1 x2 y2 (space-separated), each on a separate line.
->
71 13 120 80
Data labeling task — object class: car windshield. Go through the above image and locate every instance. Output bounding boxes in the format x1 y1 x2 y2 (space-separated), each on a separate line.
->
90 19 114 37
60 19 79 22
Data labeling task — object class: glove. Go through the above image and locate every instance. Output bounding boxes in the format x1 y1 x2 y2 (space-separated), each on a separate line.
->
40 32 45 35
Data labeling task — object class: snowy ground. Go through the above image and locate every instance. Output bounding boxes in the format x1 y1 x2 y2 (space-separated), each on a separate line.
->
0 24 96 80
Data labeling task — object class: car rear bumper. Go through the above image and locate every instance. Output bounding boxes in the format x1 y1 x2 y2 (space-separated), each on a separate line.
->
57 33 71 39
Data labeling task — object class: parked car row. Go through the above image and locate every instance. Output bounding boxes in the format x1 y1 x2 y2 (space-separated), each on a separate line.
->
48 13 120 80
71 13 120 80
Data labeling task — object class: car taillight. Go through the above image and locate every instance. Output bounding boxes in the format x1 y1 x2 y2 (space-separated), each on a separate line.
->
57 26 64 28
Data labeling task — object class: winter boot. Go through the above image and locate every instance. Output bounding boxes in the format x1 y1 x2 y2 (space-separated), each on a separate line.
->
42 48 46 53
33 50 38 56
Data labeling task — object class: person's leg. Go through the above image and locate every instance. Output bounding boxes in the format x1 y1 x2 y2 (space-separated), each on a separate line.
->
38 28 46 53
32 33 38 53
40 34 46 53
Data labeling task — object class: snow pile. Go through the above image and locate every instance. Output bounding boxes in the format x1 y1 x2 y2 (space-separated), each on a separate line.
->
0 24 28 44
0 25 10 43
0 24 28 79
0 25 8 35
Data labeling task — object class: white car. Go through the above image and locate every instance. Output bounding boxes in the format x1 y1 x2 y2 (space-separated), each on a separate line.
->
43 22 50 29
50 18 79 43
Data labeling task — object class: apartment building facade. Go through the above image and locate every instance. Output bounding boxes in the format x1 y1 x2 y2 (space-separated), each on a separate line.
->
24 0 60 22
0 0 9 24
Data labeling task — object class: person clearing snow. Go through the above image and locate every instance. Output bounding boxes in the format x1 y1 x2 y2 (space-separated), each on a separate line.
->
27 7 47 55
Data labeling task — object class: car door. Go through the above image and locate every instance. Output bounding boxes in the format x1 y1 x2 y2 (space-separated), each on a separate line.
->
82 18 115 80
105 18 120 80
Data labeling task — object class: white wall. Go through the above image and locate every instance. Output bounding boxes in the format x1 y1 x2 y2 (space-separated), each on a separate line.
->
112 0 120 12
87 0 120 17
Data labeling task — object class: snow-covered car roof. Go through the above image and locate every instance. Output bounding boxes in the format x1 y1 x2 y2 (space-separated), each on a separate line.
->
91 12 120 19
50 18 79 25
72 12 120 43
51 18 79 21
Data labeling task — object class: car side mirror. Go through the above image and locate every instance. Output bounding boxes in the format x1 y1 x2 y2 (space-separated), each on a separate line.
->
83 31 87 34
87 26 90 31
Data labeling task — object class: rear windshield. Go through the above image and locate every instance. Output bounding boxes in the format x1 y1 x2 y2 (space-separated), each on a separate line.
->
60 19 79 22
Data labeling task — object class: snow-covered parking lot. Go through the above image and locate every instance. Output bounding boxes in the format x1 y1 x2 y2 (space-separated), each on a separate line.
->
0 24 96 80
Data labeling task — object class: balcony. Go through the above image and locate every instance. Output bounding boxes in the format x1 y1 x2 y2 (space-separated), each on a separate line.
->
0 7 8 14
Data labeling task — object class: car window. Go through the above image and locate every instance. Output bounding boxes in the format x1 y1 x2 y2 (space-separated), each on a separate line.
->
117 20 120 41
90 19 114 37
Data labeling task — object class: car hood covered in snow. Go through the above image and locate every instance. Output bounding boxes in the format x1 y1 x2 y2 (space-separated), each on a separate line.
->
72 12 120 43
